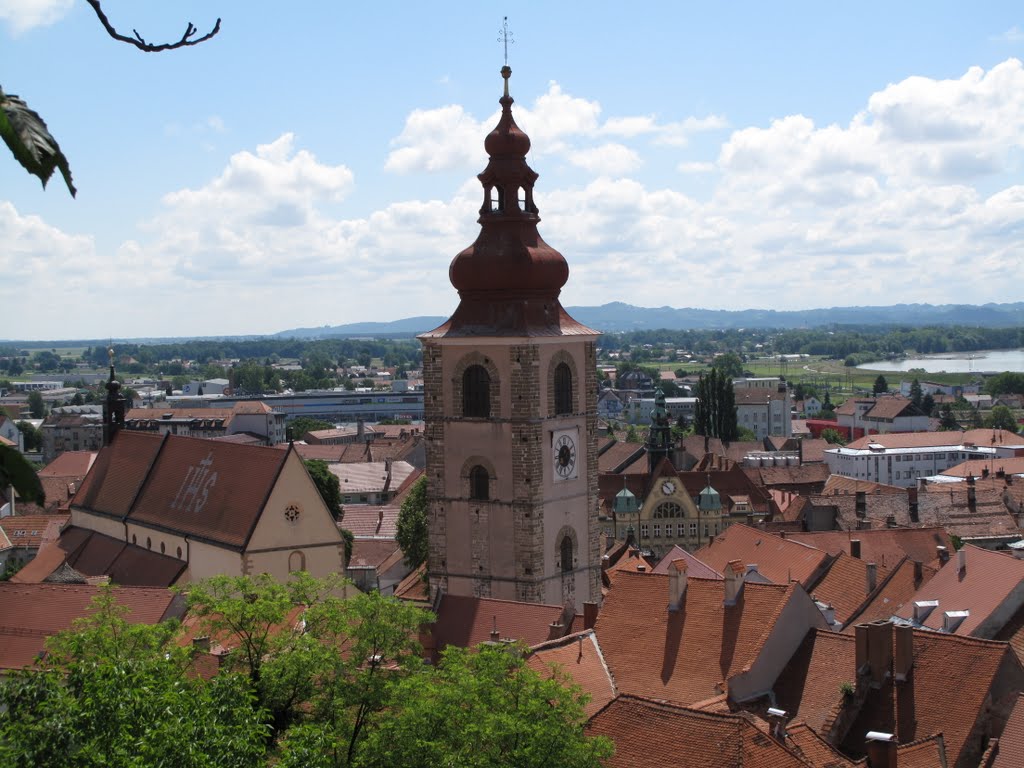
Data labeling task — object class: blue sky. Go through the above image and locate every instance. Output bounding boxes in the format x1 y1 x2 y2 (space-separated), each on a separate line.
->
3 1 1024 339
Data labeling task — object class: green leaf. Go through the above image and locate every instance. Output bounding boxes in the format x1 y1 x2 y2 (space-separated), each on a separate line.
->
0 443 45 505
0 87 76 197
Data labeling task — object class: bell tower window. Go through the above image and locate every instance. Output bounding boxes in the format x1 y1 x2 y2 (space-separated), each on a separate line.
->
469 465 490 501
554 362 573 415
560 535 574 574
463 365 491 418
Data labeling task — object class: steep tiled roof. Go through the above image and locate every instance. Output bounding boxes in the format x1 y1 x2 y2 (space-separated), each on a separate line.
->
783 528 953 572
839 631 1016 767
72 431 165 519
774 630 856 734
429 594 572 657
822 475 906 495
798 439 829 464
527 630 617 718
0 583 180 670
598 441 646 473
844 557 933 629
846 429 1024 451
285 443 346 462
347 538 401 570
991 693 1024 768
915 487 1019 540
38 450 97 479
784 722 859 767
652 545 722 579
894 544 1024 636
392 563 429 603
123 436 289 549
0 515 67 548
807 552 887 627
696 525 831 586
587 695 811 768
341 506 399 539
807 492 913 532
751 464 831 490
941 456 1024 478
329 461 415 494
10 526 186 587
595 571 794 705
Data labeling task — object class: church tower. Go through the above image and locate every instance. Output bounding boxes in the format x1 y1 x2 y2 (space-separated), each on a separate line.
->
419 66 601 610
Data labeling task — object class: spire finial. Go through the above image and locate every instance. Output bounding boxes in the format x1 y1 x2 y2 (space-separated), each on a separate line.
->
498 16 514 66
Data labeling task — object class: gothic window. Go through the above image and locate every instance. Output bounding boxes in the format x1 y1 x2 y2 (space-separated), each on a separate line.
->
560 535 573 574
463 365 491 418
554 362 573 415
653 502 682 519
289 550 306 573
469 465 490 501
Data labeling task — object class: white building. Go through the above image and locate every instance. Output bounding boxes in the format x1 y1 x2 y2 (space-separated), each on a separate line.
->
734 383 792 440
824 428 1024 488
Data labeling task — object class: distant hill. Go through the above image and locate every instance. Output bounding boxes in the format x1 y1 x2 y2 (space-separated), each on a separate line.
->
272 301 1024 338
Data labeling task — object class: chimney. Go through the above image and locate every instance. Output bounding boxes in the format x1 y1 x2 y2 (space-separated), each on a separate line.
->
856 490 867 517
583 601 599 630
865 732 897 768
885 514 896 528
936 545 949 565
967 484 977 512
912 560 923 587
957 547 967 575
850 539 862 559
893 624 913 682
668 559 688 611
547 621 564 641
357 418 365 441
766 707 788 741
856 621 893 687
746 513 755 527
866 562 878 594
724 560 745 605
489 616 500 643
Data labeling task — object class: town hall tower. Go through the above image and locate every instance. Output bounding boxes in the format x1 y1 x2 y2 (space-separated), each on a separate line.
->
419 66 601 610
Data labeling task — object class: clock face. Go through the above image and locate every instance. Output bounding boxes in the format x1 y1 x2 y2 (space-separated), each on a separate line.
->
554 433 577 480
662 480 675 495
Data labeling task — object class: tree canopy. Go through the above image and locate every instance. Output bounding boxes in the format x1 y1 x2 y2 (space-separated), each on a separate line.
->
396 475 428 569
693 368 738 442
872 375 889 395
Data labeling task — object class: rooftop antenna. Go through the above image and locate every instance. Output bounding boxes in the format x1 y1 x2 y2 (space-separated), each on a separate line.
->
498 16 514 66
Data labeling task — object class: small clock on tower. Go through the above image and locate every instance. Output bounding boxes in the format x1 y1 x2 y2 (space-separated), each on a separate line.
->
553 429 578 481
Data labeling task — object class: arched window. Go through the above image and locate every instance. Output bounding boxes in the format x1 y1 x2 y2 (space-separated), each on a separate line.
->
463 365 491 418
160 542 166 554
554 362 573 415
146 537 151 550
653 502 683 519
560 535 574 574
469 465 490 501
289 551 306 573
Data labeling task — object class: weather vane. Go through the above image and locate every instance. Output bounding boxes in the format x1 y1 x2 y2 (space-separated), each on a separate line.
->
498 16 514 65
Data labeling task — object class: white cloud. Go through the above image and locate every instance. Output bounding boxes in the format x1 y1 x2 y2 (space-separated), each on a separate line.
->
993 25 1024 42
0 0 72 34
678 161 716 174
568 143 641 175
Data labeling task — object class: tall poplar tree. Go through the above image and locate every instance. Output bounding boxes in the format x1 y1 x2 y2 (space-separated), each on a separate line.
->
694 368 739 443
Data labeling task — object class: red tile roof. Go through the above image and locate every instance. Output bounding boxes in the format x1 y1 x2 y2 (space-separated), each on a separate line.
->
392 563 429 603
0 583 180 670
696 524 831 587
782 527 954 572
894 544 1024 636
72 431 165 518
844 557 934 629
991 693 1024 768
123 435 290 549
651 545 723 579
0 515 67 548
942 456 1024 478
822 475 906 495
38 450 97 479
347 538 401 570
595 571 794 706
807 552 888 627
527 630 617 718
341 505 399 538
429 594 573 658
915 486 1020 540
598 441 646 473
846 428 1024 451
587 695 811 768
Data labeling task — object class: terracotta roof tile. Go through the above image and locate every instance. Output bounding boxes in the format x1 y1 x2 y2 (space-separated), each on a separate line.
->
598 441 646 473
347 538 401 570
991 693 1024 768
527 630 617 718
844 557 934 629
429 594 572 657
807 552 888 627
696 525 831 587
126 435 290 549
393 563 429 603
0 515 67 548
941 456 1024 478
894 544 1024 635
595 571 794 705
782 528 953 572
329 461 415 494
896 735 947 768
341 505 399 538
784 721 859 767
72 431 165 519
38 450 97 479
0 583 180 670
798 439 830 464
846 429 1024 451
774 630 857 734
651 545 723 579
587 695 811 768
822 475 906 495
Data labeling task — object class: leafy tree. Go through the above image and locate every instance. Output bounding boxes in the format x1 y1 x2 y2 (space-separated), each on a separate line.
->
16 421 41 452
70 392 84 406
938 403 960 431
909 378 923 408
27 391 45 419
0 586 268 768
291 417 335 441
711 351 744 379
304 459 343 520
920 392 936 416
985 372 1024 396
346 643 614 768
821 427 847 446
396 475 428 569
624 424 640 443
0 443 44 505
985 405 1019 433
873 375 889 395
693 368 738 442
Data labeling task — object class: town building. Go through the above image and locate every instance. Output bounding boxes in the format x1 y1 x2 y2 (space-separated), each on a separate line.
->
39 405 104 462
418 66 601 610
835 395 930 436
122 401 286 445
733 379 792 439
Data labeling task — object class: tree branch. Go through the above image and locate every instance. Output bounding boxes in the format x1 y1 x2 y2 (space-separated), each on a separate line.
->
85 0 221 52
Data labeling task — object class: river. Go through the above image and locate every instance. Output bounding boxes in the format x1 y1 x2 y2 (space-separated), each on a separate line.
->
856 348 1024 374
